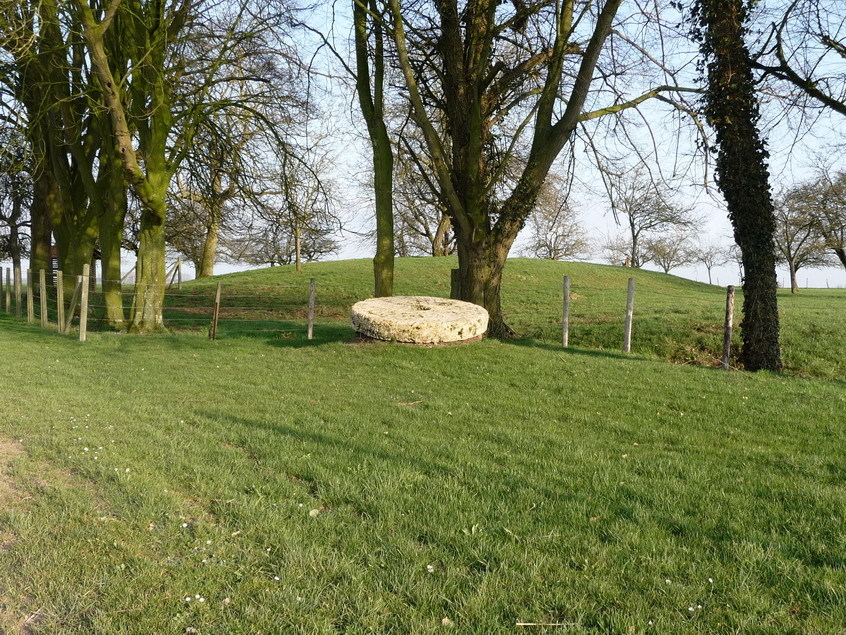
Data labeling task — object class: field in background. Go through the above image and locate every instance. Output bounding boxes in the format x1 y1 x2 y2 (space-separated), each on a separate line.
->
1 258 845 632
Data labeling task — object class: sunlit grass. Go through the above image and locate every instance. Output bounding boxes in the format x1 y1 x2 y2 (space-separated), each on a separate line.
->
1 304 845 631
184 257 846 378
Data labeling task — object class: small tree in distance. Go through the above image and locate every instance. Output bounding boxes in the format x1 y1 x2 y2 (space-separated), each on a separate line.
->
803 170 846 270
643 232 696 274
773 188 831 293
522 177 591 261
694 240 730 284
606 168 699 267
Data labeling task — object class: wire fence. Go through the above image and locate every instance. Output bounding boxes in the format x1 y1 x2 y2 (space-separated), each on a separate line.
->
0 264 320 342
5 264 840 371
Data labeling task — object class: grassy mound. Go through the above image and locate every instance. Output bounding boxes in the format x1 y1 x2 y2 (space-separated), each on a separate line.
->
187 257 845 379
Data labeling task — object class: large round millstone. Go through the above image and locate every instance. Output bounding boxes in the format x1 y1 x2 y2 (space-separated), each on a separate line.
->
350 296 489 344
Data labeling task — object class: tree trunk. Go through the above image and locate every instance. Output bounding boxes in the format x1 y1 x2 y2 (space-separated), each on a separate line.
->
8 224 23 273
8 183 24 272
789 262 799 294
294 219 301 273
197 215 219 278
29 171 57 275
128 206 167 333
697 0 782 372
432 215 452 256
97 140 128 327
833 247 846 270
99 215 125 327
59 233 96 298
354 0 394 297
372 138 394 295
455 224 519 338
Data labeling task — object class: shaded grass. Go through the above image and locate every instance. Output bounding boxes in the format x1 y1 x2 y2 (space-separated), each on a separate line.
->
1 314 846 632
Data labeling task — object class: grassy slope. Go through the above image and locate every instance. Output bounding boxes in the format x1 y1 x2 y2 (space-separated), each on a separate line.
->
0 259 844 632
195 257 845 378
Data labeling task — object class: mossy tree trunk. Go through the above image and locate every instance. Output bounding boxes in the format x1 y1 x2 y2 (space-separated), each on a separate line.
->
97 135 128 327
75 0 183 332
354 0 394 297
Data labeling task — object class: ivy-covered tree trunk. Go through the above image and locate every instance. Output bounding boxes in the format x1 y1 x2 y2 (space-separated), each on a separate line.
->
694 0 782 371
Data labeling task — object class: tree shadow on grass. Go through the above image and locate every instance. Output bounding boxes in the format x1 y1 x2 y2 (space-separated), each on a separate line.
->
196 409 457 479
503 336 641 363
194 409 586 505
259 322 355 348
0 314 68 341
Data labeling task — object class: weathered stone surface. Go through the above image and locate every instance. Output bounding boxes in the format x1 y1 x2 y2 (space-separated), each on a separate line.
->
350 296 489 344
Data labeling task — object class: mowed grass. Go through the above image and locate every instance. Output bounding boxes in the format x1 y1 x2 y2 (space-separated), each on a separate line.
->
1 300 846 632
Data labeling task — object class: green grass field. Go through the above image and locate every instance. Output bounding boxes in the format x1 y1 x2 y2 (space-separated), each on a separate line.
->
165 257 845 379
1 258 845 633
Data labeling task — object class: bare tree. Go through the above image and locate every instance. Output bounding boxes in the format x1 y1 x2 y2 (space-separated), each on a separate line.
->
609 168 698 268
773 186 831 292
354 0 394 295
602 233 633 266
693 240 730 284
802 170 846 269
753 0 846 119
385 0 700 336
643 231 695 274
0 129 30 271
522 177 590 261
73 0 301 332
228 152 339 270
392 140 454 257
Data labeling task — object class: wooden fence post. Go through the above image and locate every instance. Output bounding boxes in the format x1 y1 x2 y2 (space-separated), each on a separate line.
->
166 260 179 289
721 285 735 370
623 277 635 353
210 281 221 340
177 259 182 289
56 270 65 334
39 269 48 328
64 276 83 334
120 265 136 284
79 263 90 342
26 269 34 323
4 267 9 313
307 278 316 340
562 275 570 348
